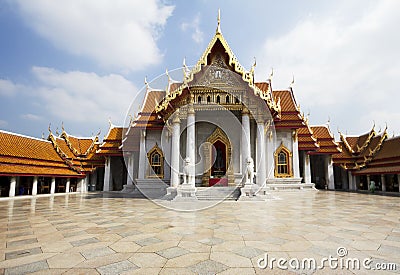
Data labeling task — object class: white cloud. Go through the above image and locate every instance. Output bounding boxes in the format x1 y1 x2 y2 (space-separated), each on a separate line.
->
14 0 174 71
256 0 400 134
20 114 43 121
0 120 7 127
181 14 204 44
31 66 136 126
0 79 24 96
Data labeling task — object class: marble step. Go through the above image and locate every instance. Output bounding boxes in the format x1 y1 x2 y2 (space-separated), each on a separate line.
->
195 187 240 201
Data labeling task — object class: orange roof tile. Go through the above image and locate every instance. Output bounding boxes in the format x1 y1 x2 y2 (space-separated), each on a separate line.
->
309 126 341 155
297 125 319 151
0 130 83 177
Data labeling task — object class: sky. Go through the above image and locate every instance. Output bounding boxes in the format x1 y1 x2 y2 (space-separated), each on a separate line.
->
0 0 399 140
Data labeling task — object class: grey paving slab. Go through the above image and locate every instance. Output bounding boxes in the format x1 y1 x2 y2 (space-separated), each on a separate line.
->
6 238 37 248
4 260 48 275
189 259 228 274
70 237 99 247
156 247 189 259
96 260 138 275
5 247 42 260
81 247 116 260
135 237 163 246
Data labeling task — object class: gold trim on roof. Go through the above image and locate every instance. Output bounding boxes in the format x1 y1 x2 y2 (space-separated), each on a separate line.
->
154 14 280 115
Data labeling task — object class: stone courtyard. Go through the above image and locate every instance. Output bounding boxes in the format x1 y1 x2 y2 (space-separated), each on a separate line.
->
0 191 399 274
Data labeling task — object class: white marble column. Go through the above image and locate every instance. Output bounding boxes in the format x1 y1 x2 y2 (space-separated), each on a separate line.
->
50 177 56 194
325 156 334 190
186 104 196 186
366 175 371 191
83 174 89 193
241 108 251 174
171 111 181 187
126 152 134 186
348 171 355 190
266 131 274 179
256 121 266 186
103 157 112 191
66 178 70 193
381 175 386 192
304 154 312 184
32 176 38 196
138 130 147 179
292 130 300 178
9 176 16 197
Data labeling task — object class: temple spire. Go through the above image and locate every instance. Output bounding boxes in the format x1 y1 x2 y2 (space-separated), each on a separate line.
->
216 9 221 34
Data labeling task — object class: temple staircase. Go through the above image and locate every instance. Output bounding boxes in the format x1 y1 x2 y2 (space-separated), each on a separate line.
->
195 186 240 201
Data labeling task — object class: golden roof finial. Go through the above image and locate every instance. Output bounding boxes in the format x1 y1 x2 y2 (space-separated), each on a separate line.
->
268 67 274 81
289 75 295 88
108 117 112 127
55 127 59 136
183 57 189 80
61 121 65 133
42 132 45 139
144 76 149 91
166 68 170 83
165 68 171 96
48 123 52 133
250 57 256 74
216 9 221 34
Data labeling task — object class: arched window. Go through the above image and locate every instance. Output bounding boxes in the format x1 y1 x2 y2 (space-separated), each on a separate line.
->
225 95 230 104
274 143 292 178
207 95 211 103
147 144 164 178
198 96 202 104
216 95 220 104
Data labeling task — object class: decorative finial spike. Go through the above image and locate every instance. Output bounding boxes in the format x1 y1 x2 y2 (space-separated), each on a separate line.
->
144 76 149 91
166 68 170 83
108 117 112 127
268 67 274 81
183 57 188 79
48 123 52 133
216 9 221 34
290 75 295 88
250 57 256 74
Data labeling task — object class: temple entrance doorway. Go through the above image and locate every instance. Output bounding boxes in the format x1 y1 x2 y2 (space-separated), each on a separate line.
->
202 127 234 186
210 140 227 186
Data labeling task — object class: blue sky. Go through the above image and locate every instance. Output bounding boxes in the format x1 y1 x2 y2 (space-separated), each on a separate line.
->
0 0 399 139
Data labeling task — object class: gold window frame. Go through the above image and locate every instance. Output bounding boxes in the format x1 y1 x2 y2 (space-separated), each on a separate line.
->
274 143 293 178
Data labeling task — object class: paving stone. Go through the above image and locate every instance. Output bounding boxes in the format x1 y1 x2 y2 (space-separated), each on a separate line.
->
6 238 37 248
6 231 33 238
5 247 42 260
135 237 162 246
189 259 228 275
4 260 48 275
96 260 138 275
233 246 264 258
70 237 99 247
81 247 115 260
198 237 224 246
156 247 189 259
